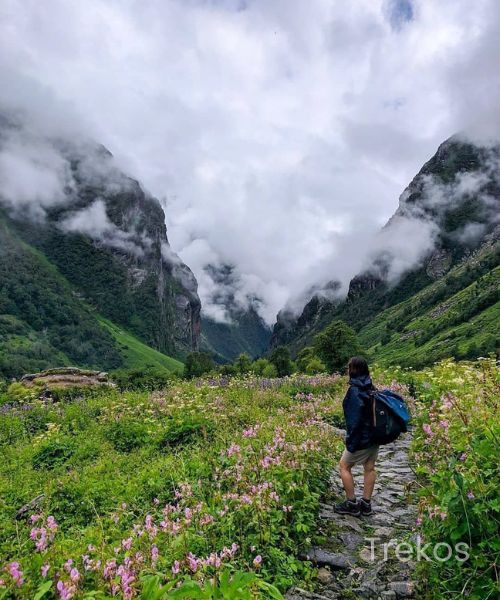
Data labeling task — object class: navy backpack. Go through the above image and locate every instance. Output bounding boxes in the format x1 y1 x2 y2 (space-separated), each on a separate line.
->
368 389 411 445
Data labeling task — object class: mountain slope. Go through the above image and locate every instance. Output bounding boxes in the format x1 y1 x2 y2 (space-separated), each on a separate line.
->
359 233 499 367
201 308 271 363
0 215 119 377
0 115 200 377
271 135 500 363
98 318 184 372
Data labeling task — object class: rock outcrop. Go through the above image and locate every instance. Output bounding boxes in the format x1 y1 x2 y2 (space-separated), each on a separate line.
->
21 367 113 389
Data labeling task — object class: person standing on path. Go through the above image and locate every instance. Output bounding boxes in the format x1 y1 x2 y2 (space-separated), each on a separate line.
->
334 356 378 517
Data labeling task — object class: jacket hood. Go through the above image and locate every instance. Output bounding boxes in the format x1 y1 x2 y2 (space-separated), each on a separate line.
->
349 375 373 389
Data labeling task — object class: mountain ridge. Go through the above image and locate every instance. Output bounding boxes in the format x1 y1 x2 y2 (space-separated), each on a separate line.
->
271 135 500 363
0 115 201 377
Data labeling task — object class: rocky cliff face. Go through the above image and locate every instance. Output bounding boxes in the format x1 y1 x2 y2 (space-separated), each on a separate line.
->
271 135 500 353
0 116 201 357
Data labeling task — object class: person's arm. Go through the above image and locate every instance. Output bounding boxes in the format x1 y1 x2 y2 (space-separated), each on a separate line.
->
343 387 364 452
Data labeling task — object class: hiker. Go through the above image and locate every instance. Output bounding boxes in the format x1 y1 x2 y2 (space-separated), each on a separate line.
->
334 356 378 517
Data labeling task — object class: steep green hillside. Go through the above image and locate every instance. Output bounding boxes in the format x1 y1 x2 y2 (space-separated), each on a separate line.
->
0 216 184 378
0 216 123 378
0 116 201 361
360 240 499 367
99 318 183 372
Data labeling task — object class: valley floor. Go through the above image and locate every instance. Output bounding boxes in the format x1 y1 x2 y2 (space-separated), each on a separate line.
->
0 359 497 599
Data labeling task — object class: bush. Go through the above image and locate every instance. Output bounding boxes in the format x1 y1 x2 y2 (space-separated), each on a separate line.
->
269 346 293 377
251 358 277 377
158 418 213 448
234 353 252 374
296 347 315 373
313 320 363 373
104 419 150 452
111 368 175 391
305 357 326 374
184 352 215 379
32 439 75 470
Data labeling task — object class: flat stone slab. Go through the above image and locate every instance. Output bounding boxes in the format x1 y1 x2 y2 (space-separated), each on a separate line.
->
300 547 354 569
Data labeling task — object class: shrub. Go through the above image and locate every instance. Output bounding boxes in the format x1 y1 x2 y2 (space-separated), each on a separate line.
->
104 419 150 452
184 352 215 379
158 418 213 448
32 439 75 470
313 320 363 373
251 358 277 377
111 368 175 391
269 346 293 377
234 353 252 374
305 357 326 374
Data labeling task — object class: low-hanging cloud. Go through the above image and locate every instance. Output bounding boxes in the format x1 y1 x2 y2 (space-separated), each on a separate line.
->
1 0 500 323
0 126 74 220
60 199 145 257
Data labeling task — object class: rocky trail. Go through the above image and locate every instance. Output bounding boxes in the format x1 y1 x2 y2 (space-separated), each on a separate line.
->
287 434 418 600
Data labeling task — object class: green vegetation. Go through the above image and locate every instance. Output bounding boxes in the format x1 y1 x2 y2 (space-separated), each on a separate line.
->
359 243 500 368
99 318 183 373
0 218 123 378
269 346 293 377
388 359 498 599
0 373 345 597
313 320 362 373
1 360 497 598
184 352 216 379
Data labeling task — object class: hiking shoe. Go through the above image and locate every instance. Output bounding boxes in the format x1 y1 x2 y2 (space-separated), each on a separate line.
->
359 498 373 516
334 499 360 516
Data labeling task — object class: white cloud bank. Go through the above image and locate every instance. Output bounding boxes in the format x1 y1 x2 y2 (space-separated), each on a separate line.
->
1 0 500 323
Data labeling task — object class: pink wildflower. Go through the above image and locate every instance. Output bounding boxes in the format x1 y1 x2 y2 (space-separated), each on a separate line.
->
253 555 262 568
151 545 159 565
187 553 199 572
41 564 50 577
8 562 24 587
172 560 180 574
467 491 475 499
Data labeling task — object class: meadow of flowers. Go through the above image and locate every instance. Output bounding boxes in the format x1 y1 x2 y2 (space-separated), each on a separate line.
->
0 375 346 599
1 361 498 599
387 358 499 600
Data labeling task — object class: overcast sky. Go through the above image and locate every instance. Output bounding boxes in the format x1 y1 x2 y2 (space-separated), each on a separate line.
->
1 0 500 324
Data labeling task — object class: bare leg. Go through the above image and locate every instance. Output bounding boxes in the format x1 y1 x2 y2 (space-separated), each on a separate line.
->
362 458 376 500
339 459 356 501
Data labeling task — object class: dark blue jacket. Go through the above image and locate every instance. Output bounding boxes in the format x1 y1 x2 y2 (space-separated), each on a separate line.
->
343 375 375 452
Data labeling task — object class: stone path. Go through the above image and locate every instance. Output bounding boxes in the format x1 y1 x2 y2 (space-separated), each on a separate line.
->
287 434 417 600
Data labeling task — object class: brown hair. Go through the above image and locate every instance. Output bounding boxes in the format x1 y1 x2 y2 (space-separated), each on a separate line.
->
348 356 370 379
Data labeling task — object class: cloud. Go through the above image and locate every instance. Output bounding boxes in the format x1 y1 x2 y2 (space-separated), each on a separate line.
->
0 0 499 323
60 199 145 256
0 126 74 219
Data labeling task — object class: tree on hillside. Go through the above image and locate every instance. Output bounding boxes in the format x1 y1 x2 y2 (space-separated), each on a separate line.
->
184 352 215 379
234 353 252 374
252 358 278 377
313 320 363 373
296 347 315 372
305 357 327 374
269 345 293 377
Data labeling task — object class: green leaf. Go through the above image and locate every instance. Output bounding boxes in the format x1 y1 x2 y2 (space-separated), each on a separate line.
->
34 580 53 600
